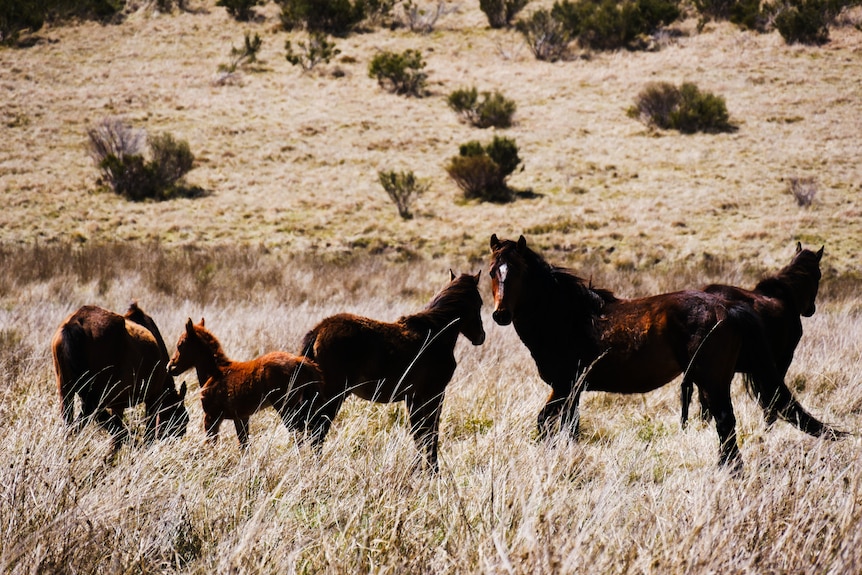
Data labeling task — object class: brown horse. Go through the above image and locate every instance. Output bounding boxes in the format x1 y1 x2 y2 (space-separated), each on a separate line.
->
489 235 842 468
168 318 323 449
681 242 825 427
51 302 189 450
301 271 486 471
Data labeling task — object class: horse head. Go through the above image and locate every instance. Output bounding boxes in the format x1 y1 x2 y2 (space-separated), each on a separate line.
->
791 242 824 317
168 318 208 376
488 234 528 326
448 269 485 346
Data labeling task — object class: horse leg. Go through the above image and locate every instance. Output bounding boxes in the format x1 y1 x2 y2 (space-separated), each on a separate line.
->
234 418 250 450
680 380 693 429
204 413 223 445
406 392 444 473
539 382 580 439
308 393 345 448
702 384 742 472
102 409 129 453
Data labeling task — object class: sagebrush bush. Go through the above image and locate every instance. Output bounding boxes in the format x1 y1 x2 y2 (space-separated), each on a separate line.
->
772 0 833 43
378 169 428 219
285 31 341 71
219 32 263 73
447 87 517 129
515 9 573 61
1 0 121 46
217 0 263 21
694 0 766 30
400 1 460 33
445 136 521 202
552 0 681 51
87 118 197 202
479 0 529 28
368 49 428 96
628 81 734 134
277 0 367 34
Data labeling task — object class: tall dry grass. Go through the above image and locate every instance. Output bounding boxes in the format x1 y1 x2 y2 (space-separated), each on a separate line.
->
1 243 860 573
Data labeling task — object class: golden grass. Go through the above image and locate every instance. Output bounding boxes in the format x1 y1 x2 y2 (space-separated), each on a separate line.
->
1 2 860 273
1 244 861 572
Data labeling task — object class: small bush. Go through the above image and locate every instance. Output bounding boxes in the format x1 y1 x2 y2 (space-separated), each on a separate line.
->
772 0 833 43
694 0 766 30
400 1 459 33
87 118 198 202
479 0 529 28
447 87 517 129
445 136 521 203
552 0 681 51
277 0 366 34
788 176 818 207
285 32 341 71
1 0 122 46
378 170 428 219
368 49 428 96
515 9 573 62
217 0 263 21
628 81 734 134
219 32 263 73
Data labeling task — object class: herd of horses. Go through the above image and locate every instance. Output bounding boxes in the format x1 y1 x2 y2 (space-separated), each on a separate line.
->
51 235 845 472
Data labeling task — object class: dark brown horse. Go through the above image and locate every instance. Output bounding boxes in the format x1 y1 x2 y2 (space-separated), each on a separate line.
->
681 242 825 427
52 302 188 450
168 318 323 449
301 271 485 471
488 235 842 468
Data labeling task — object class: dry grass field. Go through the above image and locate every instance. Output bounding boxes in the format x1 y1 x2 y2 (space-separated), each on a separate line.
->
1 0 862 573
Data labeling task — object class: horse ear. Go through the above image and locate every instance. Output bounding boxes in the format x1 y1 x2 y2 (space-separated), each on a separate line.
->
796 241 802 254
517 235 527 251
473 270 482 283
200 317 205 327
179 382 187 400
449 269 456 281
490 234 500 249
185 318 194 333
816 246 824 261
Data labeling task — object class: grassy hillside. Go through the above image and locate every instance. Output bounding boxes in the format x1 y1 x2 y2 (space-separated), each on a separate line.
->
1 1 861 273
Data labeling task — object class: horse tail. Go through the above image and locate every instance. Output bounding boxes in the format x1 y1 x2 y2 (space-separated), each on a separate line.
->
300 328 319 362
53 320 90 426
728 303 846 440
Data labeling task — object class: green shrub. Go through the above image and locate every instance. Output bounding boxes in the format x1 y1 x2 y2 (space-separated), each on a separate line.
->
87 119 198 202
277 0 366 34
773 0 832 43
628 81 735 134
445 136 521 203
368 49 427 96
1 0 122 46
479 0 529 28
515 9 573 62
219 32 263 73
378 170 428 219
447 87 517 129
217 0 263 21
552 0 681 50
694 0 765 30
286 32 341 71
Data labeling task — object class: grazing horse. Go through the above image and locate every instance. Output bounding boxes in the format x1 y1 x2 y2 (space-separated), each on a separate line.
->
51 302 189 450
488 235 842 468
681 242 825 427
168 318 323 449
301 271 486 471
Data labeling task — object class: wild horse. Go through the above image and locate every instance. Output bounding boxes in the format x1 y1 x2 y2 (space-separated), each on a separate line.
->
168 318 323 449
52 302 188 451
488 234 842 469
682 242 825 427
301 271 485 472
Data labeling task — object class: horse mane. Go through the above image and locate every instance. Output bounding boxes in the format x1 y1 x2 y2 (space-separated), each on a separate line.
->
516 241 619 311
125 301 171 360
191 324 231 366
400 275 477 332
753 249 820 303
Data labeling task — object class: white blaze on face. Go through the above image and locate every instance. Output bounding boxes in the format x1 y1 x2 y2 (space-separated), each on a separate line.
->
497 263 508 284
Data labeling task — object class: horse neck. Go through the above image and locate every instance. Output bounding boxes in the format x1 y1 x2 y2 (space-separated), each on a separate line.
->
401 297 465 346
192 336 231 382
755 267 816 311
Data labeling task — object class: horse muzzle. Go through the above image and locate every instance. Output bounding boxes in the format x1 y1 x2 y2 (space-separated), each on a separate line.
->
471 331 486 346
492 309 513 326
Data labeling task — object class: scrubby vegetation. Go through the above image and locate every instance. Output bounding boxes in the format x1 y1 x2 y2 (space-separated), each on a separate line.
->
628 81 735 133
378 169 428 219
0 0 122 45
219 31 262 73
87 118 198 202
446 136 522 203
368 48 428 96
216 0 263 21
285 31 341 71
479 0 529 28
277 0 370 35
552 0 682 51
447 87 517 129
515 8 573 61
